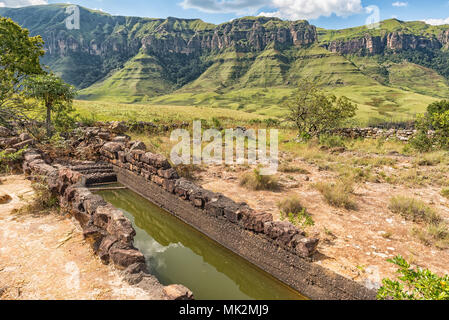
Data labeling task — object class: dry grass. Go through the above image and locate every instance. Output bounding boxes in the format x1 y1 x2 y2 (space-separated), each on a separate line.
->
277 195 304 215
279 163 310 174
239 168 280 191
441 188 449 199
314 179 357 210
388 196 441 224
14 180 58 215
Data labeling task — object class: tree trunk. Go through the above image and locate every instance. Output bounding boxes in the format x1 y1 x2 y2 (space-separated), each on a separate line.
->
46 102 51 138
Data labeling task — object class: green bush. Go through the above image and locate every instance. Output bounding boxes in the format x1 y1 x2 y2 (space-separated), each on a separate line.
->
377 255 449 300
319 134 346 148
0 148 26 173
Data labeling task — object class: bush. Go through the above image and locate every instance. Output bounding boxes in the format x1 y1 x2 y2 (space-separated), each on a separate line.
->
442 188 449 199
0 148 26 173
314 179 357 210
278 195 304 215
239 168 280 191
15 180 58 214
389 196 440 224
377 255 449 300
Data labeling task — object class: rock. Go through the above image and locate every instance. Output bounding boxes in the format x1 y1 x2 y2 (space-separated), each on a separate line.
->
129 141 146 152
109 121 128 134
97 235 118 264
141 152 170 169
109 243 146 269
19 133 31 141
292 236 319 258
0 193 12 204
13 139 34 149
163 284 194 300
157 168 179 180
106 209 136 244
240 210 272 232
0 126 12 137
264 221 299 245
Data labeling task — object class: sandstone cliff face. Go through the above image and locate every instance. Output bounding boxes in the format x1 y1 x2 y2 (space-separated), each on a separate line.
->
325 32 444 55
140 18 317 55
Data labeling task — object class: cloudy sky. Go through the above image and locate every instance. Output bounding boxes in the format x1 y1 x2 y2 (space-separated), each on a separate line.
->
2 0 449 29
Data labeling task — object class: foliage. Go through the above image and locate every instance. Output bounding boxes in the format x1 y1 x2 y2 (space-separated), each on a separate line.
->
239 168 280 191
16 179 59 215
0 148 26 173
377 255 449 300
284 80 357 139
281 209 315 228
0 17 44 126
442 188 449 199
24 74 77 136
411 100 449 151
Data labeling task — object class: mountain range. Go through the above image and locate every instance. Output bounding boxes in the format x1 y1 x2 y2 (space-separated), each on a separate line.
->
2 4 449 123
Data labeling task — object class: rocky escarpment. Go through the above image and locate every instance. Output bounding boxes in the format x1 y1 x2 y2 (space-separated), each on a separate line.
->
142 17 317 54
324 31 445 55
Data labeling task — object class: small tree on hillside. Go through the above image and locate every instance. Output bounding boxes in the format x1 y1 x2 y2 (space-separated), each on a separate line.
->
24 74 77 137
285 80 357 139
0 17 44 126
411 100 449 151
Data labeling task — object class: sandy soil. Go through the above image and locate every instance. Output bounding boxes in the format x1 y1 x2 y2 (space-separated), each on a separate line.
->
198 153 449 289
0 175 153 300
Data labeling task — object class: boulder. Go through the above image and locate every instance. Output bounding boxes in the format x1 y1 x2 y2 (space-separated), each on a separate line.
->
0 126 12 137
264 221 299 246
106 209 136 244
157 168 179 180
163 285 194 300
291 236 319 258
109 243 145 269
0 193 12 204
109 121 128 134
240 210 272 233
129 141 146 152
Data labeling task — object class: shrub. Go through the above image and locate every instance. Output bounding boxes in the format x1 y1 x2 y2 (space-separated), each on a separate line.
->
0 148 26 173
239 168 280 191
277 195 304 215
389 196 440 224
281 209 315 228
15 180 58 215
314 179 357 210
377 255 449 300
442 188 449 199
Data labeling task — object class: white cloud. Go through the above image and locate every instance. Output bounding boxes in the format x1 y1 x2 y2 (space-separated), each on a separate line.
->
392 1 408 7
423 17 449 26
0 0 48 8
181 0 364 20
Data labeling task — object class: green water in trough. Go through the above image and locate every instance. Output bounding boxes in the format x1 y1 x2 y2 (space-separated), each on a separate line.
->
96 187 306 300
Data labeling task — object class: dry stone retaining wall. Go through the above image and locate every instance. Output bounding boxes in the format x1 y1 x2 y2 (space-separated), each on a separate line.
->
21 148 193 300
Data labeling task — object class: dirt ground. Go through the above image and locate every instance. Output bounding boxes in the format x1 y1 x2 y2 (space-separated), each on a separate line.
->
0 175 155 300
198 152 449 289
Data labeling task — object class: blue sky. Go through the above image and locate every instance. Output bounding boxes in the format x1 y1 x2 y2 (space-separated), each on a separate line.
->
4 0 449 29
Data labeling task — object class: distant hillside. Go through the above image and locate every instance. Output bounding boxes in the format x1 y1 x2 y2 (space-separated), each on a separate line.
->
2 4 449 124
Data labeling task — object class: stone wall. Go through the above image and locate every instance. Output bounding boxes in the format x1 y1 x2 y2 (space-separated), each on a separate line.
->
99 138 320 259
331 127 419 141
21 148 193 300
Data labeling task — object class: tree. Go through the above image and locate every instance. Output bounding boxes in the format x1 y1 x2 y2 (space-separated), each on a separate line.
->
285 80 358 139
411 100 449 151
24 74 77 137
0 17 44 126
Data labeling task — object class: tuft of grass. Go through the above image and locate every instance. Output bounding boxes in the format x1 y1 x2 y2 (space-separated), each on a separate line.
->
413 223 449 249
15 180 58 215
415 151 448 167
279 163 310 174
239 168 280 191
441 188 449 199
314 179 358 210
389 196 441 224
277 195 304 215
175 164 203 181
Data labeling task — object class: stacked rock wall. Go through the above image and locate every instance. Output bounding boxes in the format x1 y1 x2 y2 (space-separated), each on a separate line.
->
331 127 421 141
21 148 193 300
100 137 319 258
